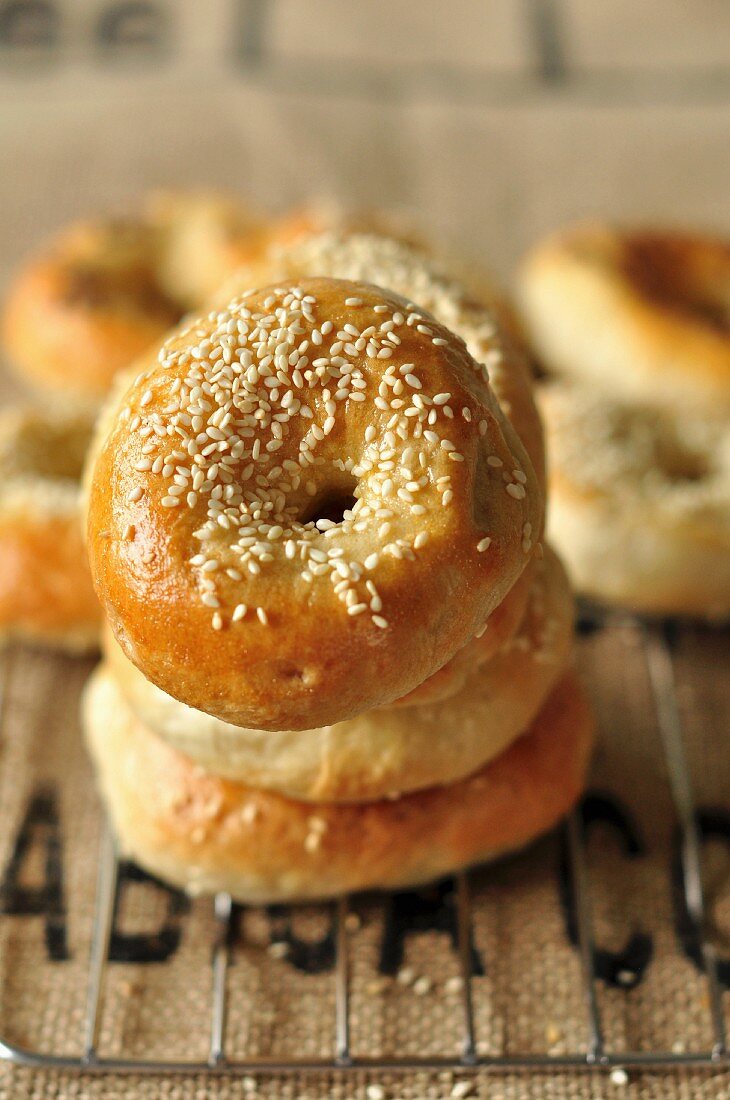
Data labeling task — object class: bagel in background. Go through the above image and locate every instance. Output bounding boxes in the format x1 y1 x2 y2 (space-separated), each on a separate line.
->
518 222 730 415
2 190 263 399
0 404 100 652
539 383 730 619
84 667 593 903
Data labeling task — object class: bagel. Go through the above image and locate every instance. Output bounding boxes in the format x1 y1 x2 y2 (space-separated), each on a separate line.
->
540 383 730 619
0 403 100 652
102 547 572 801
87 277 543 731
2 190 262 399
221 231 545 488
392 554 534 708
83 667 593 903
519 223 730 414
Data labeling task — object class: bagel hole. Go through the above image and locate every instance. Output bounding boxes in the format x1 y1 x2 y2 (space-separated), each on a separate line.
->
624 236 730 334
657 444 709 484
1 415 93 482
300 482 358 526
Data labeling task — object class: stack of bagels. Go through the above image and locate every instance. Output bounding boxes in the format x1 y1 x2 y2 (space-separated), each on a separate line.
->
519 223 730 620
78 231 593 902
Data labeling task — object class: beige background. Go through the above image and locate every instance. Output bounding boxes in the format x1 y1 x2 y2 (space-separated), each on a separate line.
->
0 0 728 298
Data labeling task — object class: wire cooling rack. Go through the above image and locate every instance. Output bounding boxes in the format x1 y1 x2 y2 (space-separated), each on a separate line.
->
0 615 727 1079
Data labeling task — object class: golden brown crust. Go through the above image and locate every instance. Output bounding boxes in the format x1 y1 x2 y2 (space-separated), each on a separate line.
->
103 546 572 800
88 277 543 731
0 404 100 652
539 383 730 619
519 222 730 414
2 191 263 399
84 668 593 902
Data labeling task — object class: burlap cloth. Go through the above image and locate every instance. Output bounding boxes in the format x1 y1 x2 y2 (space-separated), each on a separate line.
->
0 615 726 1100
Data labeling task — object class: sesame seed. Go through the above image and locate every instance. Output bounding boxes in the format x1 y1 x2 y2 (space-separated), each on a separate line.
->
477 537 492 552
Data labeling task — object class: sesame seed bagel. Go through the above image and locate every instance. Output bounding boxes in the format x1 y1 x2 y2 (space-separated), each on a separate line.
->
540 384 730 619
88 277 543 731
2 190 262 400
0 404 100 652
102 547 572 801
222 231 545 488
83 667 593 903
519 223 730 414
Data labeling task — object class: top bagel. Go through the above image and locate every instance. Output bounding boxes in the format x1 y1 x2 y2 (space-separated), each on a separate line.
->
221 231 545 489
2 190 263 399
87 276 543 731
518 223 730 414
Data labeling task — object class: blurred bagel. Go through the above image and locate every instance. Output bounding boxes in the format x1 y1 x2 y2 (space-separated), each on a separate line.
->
2 190 263 399
519 223 730 414
540 383 730 619
0 403 100 651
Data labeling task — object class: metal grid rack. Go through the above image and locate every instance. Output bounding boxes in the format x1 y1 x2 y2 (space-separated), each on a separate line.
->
0 615 727 1079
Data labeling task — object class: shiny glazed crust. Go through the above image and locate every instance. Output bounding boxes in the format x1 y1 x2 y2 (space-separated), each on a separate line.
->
222 230 545 488
2 191 262 399
519 223 730 414
0 404 100 652
88 277 543 731
540 384 730 618
84 668 593 903
393 555 534 707
103 547 572 800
